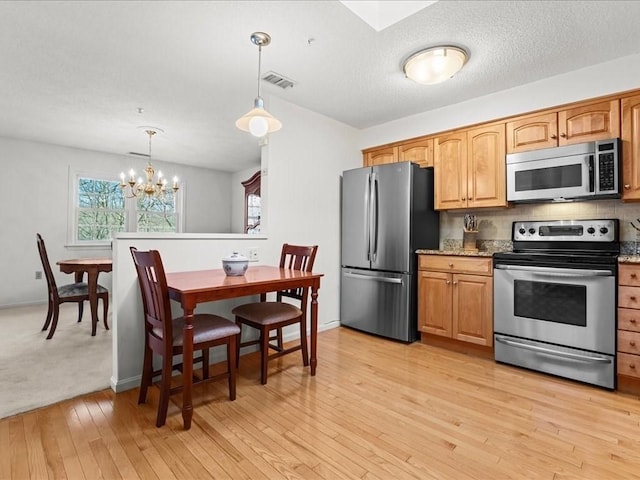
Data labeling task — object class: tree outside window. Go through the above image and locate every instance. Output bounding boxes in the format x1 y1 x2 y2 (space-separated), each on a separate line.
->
76 178 125 241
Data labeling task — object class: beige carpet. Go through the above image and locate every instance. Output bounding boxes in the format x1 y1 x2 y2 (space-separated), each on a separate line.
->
0 303 112 419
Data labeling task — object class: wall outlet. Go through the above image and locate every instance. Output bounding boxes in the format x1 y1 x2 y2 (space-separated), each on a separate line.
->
35 271 42 280
248 248 259 261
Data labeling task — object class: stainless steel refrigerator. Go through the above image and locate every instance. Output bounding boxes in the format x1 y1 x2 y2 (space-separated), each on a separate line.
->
340 161 439 342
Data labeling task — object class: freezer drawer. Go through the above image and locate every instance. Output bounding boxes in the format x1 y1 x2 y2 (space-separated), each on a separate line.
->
340 268 416 342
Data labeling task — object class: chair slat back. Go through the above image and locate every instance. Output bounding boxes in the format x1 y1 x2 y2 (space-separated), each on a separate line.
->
130 247 173 345
277 243 318 304
36 233 58 298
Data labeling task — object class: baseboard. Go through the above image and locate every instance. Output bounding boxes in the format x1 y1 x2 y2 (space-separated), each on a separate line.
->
111 375 140 393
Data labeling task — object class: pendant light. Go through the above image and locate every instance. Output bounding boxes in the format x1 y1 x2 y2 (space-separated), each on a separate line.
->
235 32 282 138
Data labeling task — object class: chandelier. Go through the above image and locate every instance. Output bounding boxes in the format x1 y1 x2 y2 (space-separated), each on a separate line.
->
235 32 282 138
120 128 179 199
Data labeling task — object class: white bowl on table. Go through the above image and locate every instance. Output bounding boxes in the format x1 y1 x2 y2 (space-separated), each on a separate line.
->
222 252 248 276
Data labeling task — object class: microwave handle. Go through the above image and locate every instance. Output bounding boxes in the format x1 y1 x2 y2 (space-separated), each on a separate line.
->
588 154 595 192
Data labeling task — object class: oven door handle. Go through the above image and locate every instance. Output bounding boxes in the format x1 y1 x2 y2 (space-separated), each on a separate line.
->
495 336 612 364
494 264 613 277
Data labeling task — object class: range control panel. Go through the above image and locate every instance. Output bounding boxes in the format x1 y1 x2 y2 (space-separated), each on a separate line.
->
512 219 617 242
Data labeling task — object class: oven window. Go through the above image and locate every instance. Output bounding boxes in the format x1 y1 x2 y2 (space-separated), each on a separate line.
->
515 164 581 191
513 280 586 327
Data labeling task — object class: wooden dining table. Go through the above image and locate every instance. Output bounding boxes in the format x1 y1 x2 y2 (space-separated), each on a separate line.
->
165 265 323 430
57 257 112 336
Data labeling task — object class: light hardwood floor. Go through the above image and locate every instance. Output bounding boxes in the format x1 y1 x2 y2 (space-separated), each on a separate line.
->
3 326 640 479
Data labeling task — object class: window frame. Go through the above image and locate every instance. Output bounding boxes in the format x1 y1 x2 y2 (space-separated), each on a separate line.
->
67 168 185 246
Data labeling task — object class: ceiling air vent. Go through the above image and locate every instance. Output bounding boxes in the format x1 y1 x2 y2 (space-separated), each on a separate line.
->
262 71 296 89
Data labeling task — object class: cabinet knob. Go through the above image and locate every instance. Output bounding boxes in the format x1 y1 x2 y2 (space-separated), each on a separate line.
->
631 273 637 278
631 318 637 324
631 364 636 369
550 134 557 139
461 197 466 201
453 281 458 285
625 184 631 189
468 196 473 200
446 280 451 285
631 341 636 347
631 296 637 301
448 263 453 267
560 132 567 138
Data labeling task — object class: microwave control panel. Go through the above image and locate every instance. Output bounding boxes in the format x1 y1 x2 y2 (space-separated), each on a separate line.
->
596 139 620 194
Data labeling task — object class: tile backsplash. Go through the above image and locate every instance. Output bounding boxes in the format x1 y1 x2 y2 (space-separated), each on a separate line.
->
440 199 640 246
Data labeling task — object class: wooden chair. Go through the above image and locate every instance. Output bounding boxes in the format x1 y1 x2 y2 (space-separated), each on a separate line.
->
130 247 240 427
37 233 109 340
232 243 318 384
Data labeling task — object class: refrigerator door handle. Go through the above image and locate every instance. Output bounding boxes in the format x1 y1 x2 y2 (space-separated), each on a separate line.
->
371 172 378 262
344 272 403 284
364 172 371 261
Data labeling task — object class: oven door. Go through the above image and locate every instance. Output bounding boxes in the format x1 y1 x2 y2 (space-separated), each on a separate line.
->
507 153 593 202
493 264 615 354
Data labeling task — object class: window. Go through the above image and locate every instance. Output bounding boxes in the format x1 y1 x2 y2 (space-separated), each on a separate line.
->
70 171 183 244
241 171 261 234
76 177 126 241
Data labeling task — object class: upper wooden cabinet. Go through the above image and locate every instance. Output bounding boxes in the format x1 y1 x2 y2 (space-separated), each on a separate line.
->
622 94 640 201
435 123 507 210
363 146 397 167
506 100 620 154
434 131 467 209
398 138 434 168
363 138 434 168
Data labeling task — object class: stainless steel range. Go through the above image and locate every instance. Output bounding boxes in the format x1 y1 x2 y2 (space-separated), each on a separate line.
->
493 219 619 389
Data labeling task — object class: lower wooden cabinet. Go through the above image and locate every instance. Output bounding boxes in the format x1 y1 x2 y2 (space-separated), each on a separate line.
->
617 263 640 392
418 255 493 347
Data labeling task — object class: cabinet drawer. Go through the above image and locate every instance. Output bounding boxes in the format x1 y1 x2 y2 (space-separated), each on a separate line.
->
619 285 640 309
618 352 640 378
619 264 640 287
618 308 640 332
618 330 640 355
419 255 492 275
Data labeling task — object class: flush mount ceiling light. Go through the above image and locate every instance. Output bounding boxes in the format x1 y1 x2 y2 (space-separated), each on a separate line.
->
236 32 282 138
402 45 468 85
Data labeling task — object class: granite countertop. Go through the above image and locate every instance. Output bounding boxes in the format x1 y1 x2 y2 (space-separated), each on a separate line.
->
417 239 512 258
416 249 496 257
619 255 640 264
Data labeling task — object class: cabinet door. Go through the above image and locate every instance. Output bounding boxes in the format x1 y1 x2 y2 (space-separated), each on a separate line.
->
558 99 620 146
467 123 507 208
364 146 397 167
418 271 452 337
452 274 493 347
434 132 467 210
506 111 558 153
398 138 434 168
622 94 640 201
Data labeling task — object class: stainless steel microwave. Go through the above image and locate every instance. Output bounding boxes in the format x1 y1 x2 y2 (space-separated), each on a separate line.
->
506 138 621 203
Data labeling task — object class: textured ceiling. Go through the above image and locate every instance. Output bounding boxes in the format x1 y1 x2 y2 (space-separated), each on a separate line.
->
1 1 640 172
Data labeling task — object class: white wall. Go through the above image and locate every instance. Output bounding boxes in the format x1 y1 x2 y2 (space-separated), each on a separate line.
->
262 96 361 329
0 136 233 307
358 53 640 150
231 164 261 234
